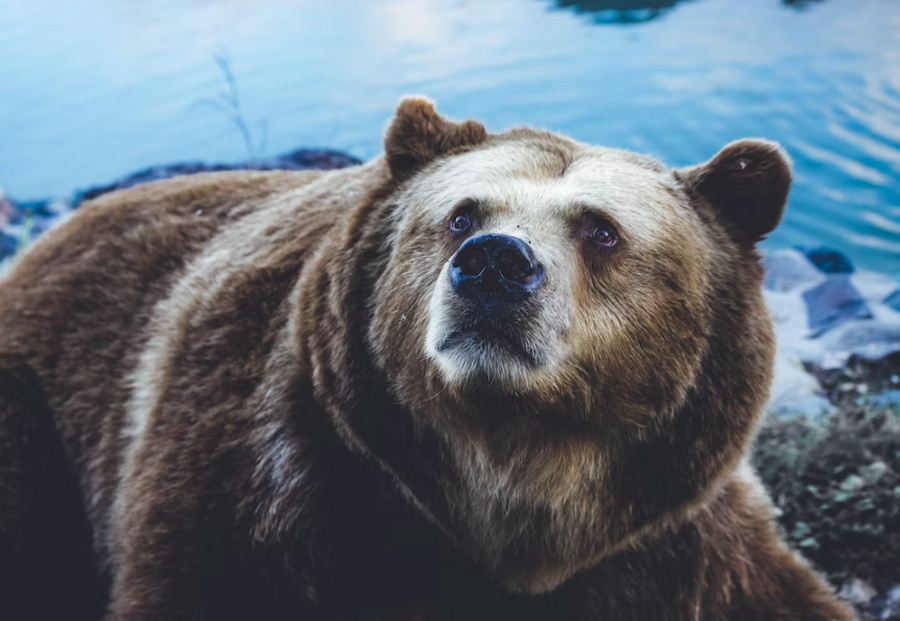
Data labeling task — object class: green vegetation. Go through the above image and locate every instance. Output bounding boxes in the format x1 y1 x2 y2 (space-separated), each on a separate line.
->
753 404 900 618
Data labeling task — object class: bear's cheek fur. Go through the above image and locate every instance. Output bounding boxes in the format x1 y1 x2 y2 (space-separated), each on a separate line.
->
367 211 450 414
567 238 712 436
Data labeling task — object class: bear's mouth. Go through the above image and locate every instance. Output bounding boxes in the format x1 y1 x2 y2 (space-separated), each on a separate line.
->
436 322 539 368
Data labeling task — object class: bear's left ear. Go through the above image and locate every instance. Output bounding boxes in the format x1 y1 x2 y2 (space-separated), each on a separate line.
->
676 139 791 244
384 96 487 182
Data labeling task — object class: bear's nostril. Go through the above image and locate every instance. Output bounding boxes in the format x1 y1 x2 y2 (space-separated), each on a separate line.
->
452 244 488 277
496 248 534 284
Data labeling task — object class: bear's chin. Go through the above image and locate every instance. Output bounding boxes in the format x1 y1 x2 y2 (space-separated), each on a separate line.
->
429 328 546 388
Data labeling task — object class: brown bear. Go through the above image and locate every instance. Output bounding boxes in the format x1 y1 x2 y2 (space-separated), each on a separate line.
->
0 97 855 621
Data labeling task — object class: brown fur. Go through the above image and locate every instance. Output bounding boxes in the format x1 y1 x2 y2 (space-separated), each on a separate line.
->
0 98 854 620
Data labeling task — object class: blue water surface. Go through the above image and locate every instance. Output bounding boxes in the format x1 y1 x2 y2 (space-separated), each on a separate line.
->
0 0 898 272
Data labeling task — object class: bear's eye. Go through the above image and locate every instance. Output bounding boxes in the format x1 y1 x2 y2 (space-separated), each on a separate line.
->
448 199 480 236
591 226 617 247
450 214 471 233
578 211 621 251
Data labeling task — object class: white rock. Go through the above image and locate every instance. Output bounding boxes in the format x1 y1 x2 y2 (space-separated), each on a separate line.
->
852 270 900 303
762 249 826 292
767 353 834 418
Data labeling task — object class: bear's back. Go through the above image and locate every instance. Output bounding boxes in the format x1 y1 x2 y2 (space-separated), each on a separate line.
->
0 167 360 550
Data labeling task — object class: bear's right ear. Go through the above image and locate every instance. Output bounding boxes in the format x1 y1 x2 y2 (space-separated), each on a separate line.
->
676 139 792 244
384 97 487 182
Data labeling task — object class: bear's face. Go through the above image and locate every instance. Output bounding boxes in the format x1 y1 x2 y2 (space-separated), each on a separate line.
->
374 134 712 428
336 98 790 593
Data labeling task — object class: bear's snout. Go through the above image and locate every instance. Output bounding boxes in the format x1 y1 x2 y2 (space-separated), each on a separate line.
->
449 233 544 307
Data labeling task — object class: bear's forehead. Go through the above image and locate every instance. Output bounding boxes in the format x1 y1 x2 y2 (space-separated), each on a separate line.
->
413 139 698 248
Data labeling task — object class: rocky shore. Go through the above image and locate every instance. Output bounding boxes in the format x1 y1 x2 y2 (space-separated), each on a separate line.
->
2 149 898 619
758 247 900 620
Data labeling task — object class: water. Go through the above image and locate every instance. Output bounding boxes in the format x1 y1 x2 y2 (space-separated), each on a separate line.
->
1 0 898 272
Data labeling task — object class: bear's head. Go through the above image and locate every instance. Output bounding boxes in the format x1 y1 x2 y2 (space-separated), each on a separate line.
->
302 97 790 594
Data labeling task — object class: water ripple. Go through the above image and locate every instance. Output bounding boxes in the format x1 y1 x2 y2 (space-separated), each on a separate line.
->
0 0 898 272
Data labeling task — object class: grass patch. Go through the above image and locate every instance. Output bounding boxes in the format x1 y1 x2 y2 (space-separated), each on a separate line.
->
753 404 900 612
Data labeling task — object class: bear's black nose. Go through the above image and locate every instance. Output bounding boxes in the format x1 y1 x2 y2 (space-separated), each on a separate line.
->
449 234 544 306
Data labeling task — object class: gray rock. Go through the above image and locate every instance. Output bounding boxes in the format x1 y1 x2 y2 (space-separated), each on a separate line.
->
864 584 900 620
805 247 855 275
853 272 900 305
840 578 877 607
762 248 824 292
0 231 16 262
820 322 900 364
804 276 873 336
886 289 900 313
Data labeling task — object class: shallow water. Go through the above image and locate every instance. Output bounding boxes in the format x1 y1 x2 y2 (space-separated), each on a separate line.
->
1 0 898 272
